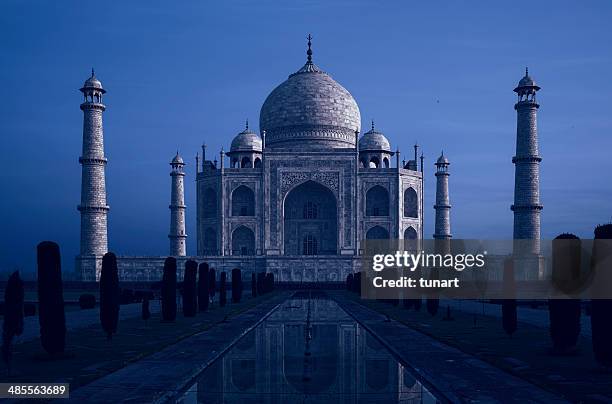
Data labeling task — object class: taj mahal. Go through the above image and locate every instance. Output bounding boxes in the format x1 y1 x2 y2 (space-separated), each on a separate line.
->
75 36 542 282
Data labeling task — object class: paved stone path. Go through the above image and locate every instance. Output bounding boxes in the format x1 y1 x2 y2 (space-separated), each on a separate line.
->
332 294 568 403
63 293 287 403
15 301 161 344
444 299 592 338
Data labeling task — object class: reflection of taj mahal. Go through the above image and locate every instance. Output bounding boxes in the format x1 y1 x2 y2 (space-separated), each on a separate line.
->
75 36 541 282
180 297 436 403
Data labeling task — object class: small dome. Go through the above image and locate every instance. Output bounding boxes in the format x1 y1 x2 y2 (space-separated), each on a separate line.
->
82 69 105 92
359 125 391 152
171 152 184 164
230 128 262 153
514 68 540 92
436 152 449 165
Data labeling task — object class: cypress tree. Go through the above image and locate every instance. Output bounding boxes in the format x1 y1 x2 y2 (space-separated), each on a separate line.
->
346 273 353 291
219 272 227 307
208 268 216 304
100 252 120 340
142 298 150 327
549 233 581 353
257 272 265 294
161 257 177 322
502 258 517 337
251 272 257 298
231 268 242 303
591 224 612 367
2 271 24 373
37 241 66 355
183 260 198 317
198 263 209 312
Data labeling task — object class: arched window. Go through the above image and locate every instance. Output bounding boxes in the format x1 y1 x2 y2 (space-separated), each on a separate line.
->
231 158 238 168
241 157 251 168
383 157 389 168
366 185 389 217
369 157 380 168
283 181 337 256
203 227 217 255
359 158 367 168
404 226 417 240
303 235 318 255
303 201 318 219
231 186 255 216
403 187 418 218
254 157 262 168
202 188 217 218
232 226 255 256
366 226 389 240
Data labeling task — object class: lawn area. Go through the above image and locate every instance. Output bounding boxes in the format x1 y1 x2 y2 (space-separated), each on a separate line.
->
343 292 612 403
0 292 281 391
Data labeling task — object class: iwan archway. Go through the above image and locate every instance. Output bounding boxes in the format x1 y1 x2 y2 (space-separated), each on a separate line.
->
283 180 337 255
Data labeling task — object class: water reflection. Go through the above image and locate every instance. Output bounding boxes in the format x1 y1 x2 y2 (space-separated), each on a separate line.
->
177 292 440 403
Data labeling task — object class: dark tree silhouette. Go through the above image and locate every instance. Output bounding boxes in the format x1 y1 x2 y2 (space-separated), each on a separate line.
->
251 273 257 298
198 263 209 312
346 273 353 291
231 268 242 303
549 233 581 353
502 258 517 337
2 271 24 374
591 224 612 367
414 297 422 311
100 252 120 340
208 268 216 305
161 257 177 322
183 260 198 317
219 272 227 307
37 241 66 355
257 272 265 295
142 298 150 327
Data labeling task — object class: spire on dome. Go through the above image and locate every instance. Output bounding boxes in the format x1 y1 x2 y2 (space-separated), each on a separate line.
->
307 34 313 64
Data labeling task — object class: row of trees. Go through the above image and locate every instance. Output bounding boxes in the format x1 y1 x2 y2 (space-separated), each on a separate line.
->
1 244 276 373
346 223 612 368
159 258 274 322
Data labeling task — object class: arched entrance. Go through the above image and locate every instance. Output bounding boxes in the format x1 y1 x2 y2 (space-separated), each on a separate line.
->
283 180 337 255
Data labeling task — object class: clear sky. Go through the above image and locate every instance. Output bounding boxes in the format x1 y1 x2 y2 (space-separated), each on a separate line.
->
1 1 611 275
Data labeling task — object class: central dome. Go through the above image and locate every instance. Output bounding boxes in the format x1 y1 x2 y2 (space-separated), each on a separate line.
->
259 41 361 149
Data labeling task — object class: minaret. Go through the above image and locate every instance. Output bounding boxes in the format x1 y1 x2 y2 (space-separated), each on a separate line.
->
78 69 109 257
169 152 187 256
433 152 451 239
511 68 542 254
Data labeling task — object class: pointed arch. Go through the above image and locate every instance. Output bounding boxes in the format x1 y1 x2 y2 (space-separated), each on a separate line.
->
231 225 255 256
404 226 417 240
366 185 389 217
231 185 255 216
403 187 418 218
202 188 217 218
366 226 389 240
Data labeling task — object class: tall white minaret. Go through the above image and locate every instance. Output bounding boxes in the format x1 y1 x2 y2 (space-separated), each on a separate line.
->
433 152 451 240
511 68 542 255
169 152 187 256
78 69 109 257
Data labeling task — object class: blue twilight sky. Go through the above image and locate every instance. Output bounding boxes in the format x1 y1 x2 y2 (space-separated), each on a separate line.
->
1 1 611 275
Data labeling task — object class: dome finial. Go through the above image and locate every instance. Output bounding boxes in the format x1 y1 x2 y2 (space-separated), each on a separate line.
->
306 34 313 64
525 66 529 76
91 67 95 77
246 118 249 130
371 119 375 131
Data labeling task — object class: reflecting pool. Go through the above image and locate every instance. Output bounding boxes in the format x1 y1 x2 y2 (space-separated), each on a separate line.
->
176 292 440 403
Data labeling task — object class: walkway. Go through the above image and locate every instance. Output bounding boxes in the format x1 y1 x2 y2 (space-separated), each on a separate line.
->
332 294 567 403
